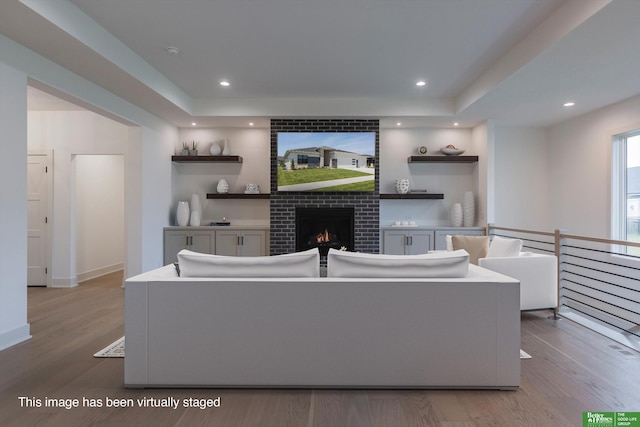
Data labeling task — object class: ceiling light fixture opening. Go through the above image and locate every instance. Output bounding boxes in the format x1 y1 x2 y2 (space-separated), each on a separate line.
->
416 80 427 87
220 81 230 87
453 122 459 126
191 122 197 126
249 122 254 126
563 102 575 107
396 122 402 126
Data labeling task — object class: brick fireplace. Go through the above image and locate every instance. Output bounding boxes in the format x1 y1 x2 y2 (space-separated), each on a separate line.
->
269 119 380 258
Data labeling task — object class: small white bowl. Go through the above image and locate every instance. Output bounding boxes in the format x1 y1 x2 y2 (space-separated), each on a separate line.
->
440 147 465 155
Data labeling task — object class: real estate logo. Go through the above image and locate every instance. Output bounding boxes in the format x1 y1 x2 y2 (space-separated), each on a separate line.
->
583 412 640 427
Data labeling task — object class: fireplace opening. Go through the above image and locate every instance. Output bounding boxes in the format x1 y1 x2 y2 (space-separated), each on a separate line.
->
295 207 355 256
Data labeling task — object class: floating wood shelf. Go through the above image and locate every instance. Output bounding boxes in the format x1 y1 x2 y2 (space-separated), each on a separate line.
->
172 155 243 163
380 193 444 200
408 155 478 163
206 193 270 199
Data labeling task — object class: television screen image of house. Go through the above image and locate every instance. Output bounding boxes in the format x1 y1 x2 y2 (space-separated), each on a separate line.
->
277 132 375 192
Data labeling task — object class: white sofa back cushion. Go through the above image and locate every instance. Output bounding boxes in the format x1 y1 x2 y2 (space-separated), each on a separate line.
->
177 248 320 277
487 236 523 258
327 248 470 278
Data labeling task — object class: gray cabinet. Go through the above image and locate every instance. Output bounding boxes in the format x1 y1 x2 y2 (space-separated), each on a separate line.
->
163 229 215 264
382 229 433 255
215 229 267 256
382 227 485 254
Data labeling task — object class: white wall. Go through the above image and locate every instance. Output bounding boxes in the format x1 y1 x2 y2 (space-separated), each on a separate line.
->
548 94 640 238
174 128 270 226
0 63 31 351
379 127 479 226
493 126 550 230
75 155 124 281
28 110 128 286
0 34 178 349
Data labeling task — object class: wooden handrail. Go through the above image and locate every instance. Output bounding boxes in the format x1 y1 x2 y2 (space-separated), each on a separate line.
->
488 224 640 248
487 225 556 238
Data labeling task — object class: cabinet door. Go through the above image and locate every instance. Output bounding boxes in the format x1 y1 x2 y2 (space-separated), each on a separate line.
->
164 230 189 264
382 231 410 255
239 230 267 256
190 231 214 255
215 230 240 256
405 231 432 255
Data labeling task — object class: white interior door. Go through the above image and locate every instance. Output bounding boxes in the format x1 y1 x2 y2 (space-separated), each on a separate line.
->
27 153 49 286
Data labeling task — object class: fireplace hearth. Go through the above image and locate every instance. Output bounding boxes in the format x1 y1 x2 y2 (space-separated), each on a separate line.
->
296 208 355 256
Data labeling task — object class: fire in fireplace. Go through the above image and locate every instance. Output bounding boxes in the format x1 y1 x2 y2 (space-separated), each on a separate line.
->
296 207 355 256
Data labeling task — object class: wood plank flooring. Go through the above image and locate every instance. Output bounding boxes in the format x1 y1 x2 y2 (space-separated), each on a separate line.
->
1 272 639 426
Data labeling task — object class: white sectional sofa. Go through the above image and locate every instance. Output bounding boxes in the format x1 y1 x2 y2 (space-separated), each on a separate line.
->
124 248 521 389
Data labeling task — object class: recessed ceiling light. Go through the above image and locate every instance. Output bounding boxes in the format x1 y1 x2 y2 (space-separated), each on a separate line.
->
220 81 230 87
416 80 427 87
249 122 254 126
453 122 459 126
564 102 575 107
165 46 180 56
191 122 197 126
396 122 402 126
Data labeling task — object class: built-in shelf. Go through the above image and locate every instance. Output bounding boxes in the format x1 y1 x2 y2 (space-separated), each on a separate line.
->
172 155 243 163
408 155 478 163
206 193 270 199
380 193 444 200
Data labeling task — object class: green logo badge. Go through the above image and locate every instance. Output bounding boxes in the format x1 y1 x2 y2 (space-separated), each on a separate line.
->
583 412 640 427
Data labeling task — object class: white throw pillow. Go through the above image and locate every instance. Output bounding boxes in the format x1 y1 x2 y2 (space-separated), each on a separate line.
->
486 236 523 258
177 248 320 277
327 248 469 278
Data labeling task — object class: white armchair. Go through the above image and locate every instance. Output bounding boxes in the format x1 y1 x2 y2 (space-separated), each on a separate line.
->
479 252 558 317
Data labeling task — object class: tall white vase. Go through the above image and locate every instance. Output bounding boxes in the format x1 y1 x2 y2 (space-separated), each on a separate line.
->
222 138 230 156
189 194 201 226
176 201 190 226
462 191 475 227
450 203 463 227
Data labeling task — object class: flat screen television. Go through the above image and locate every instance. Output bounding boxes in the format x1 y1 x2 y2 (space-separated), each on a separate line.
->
277 132 375 192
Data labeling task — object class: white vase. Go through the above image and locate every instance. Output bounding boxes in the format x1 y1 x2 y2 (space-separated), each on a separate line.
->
217 178 229 193
189 210 201 227
176 201 190 226
462 191 475 227
395 178 410 194
450 203 463 227
190 194 201 214
222 138 230 156
209 142 221 156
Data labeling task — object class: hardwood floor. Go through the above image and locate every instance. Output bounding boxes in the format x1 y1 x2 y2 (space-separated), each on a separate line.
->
1 272 639 426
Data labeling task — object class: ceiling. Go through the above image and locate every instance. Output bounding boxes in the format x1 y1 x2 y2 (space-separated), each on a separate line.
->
2 0 639 129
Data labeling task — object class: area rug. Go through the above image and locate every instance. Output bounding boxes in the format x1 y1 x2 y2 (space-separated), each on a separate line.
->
93 337 125 358
93 338 530 360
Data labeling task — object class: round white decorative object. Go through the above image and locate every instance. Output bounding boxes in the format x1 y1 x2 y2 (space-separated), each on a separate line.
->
217 178 229 193
176 201 190 226
450 203 463 227
395 178 410 194
222 138 230 156
418 146 428 155
189 210 201 227
462 191 475 227
209 142 221 156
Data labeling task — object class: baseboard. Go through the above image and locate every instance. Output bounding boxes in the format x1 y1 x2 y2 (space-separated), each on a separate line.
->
51 277 79 288
77 263 124 283
0 324 31 351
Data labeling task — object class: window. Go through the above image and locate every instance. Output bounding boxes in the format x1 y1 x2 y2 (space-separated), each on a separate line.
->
612 130 640 255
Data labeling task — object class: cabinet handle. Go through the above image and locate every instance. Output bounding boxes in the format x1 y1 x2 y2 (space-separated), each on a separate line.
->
408 236 413 246
186 236 190 246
